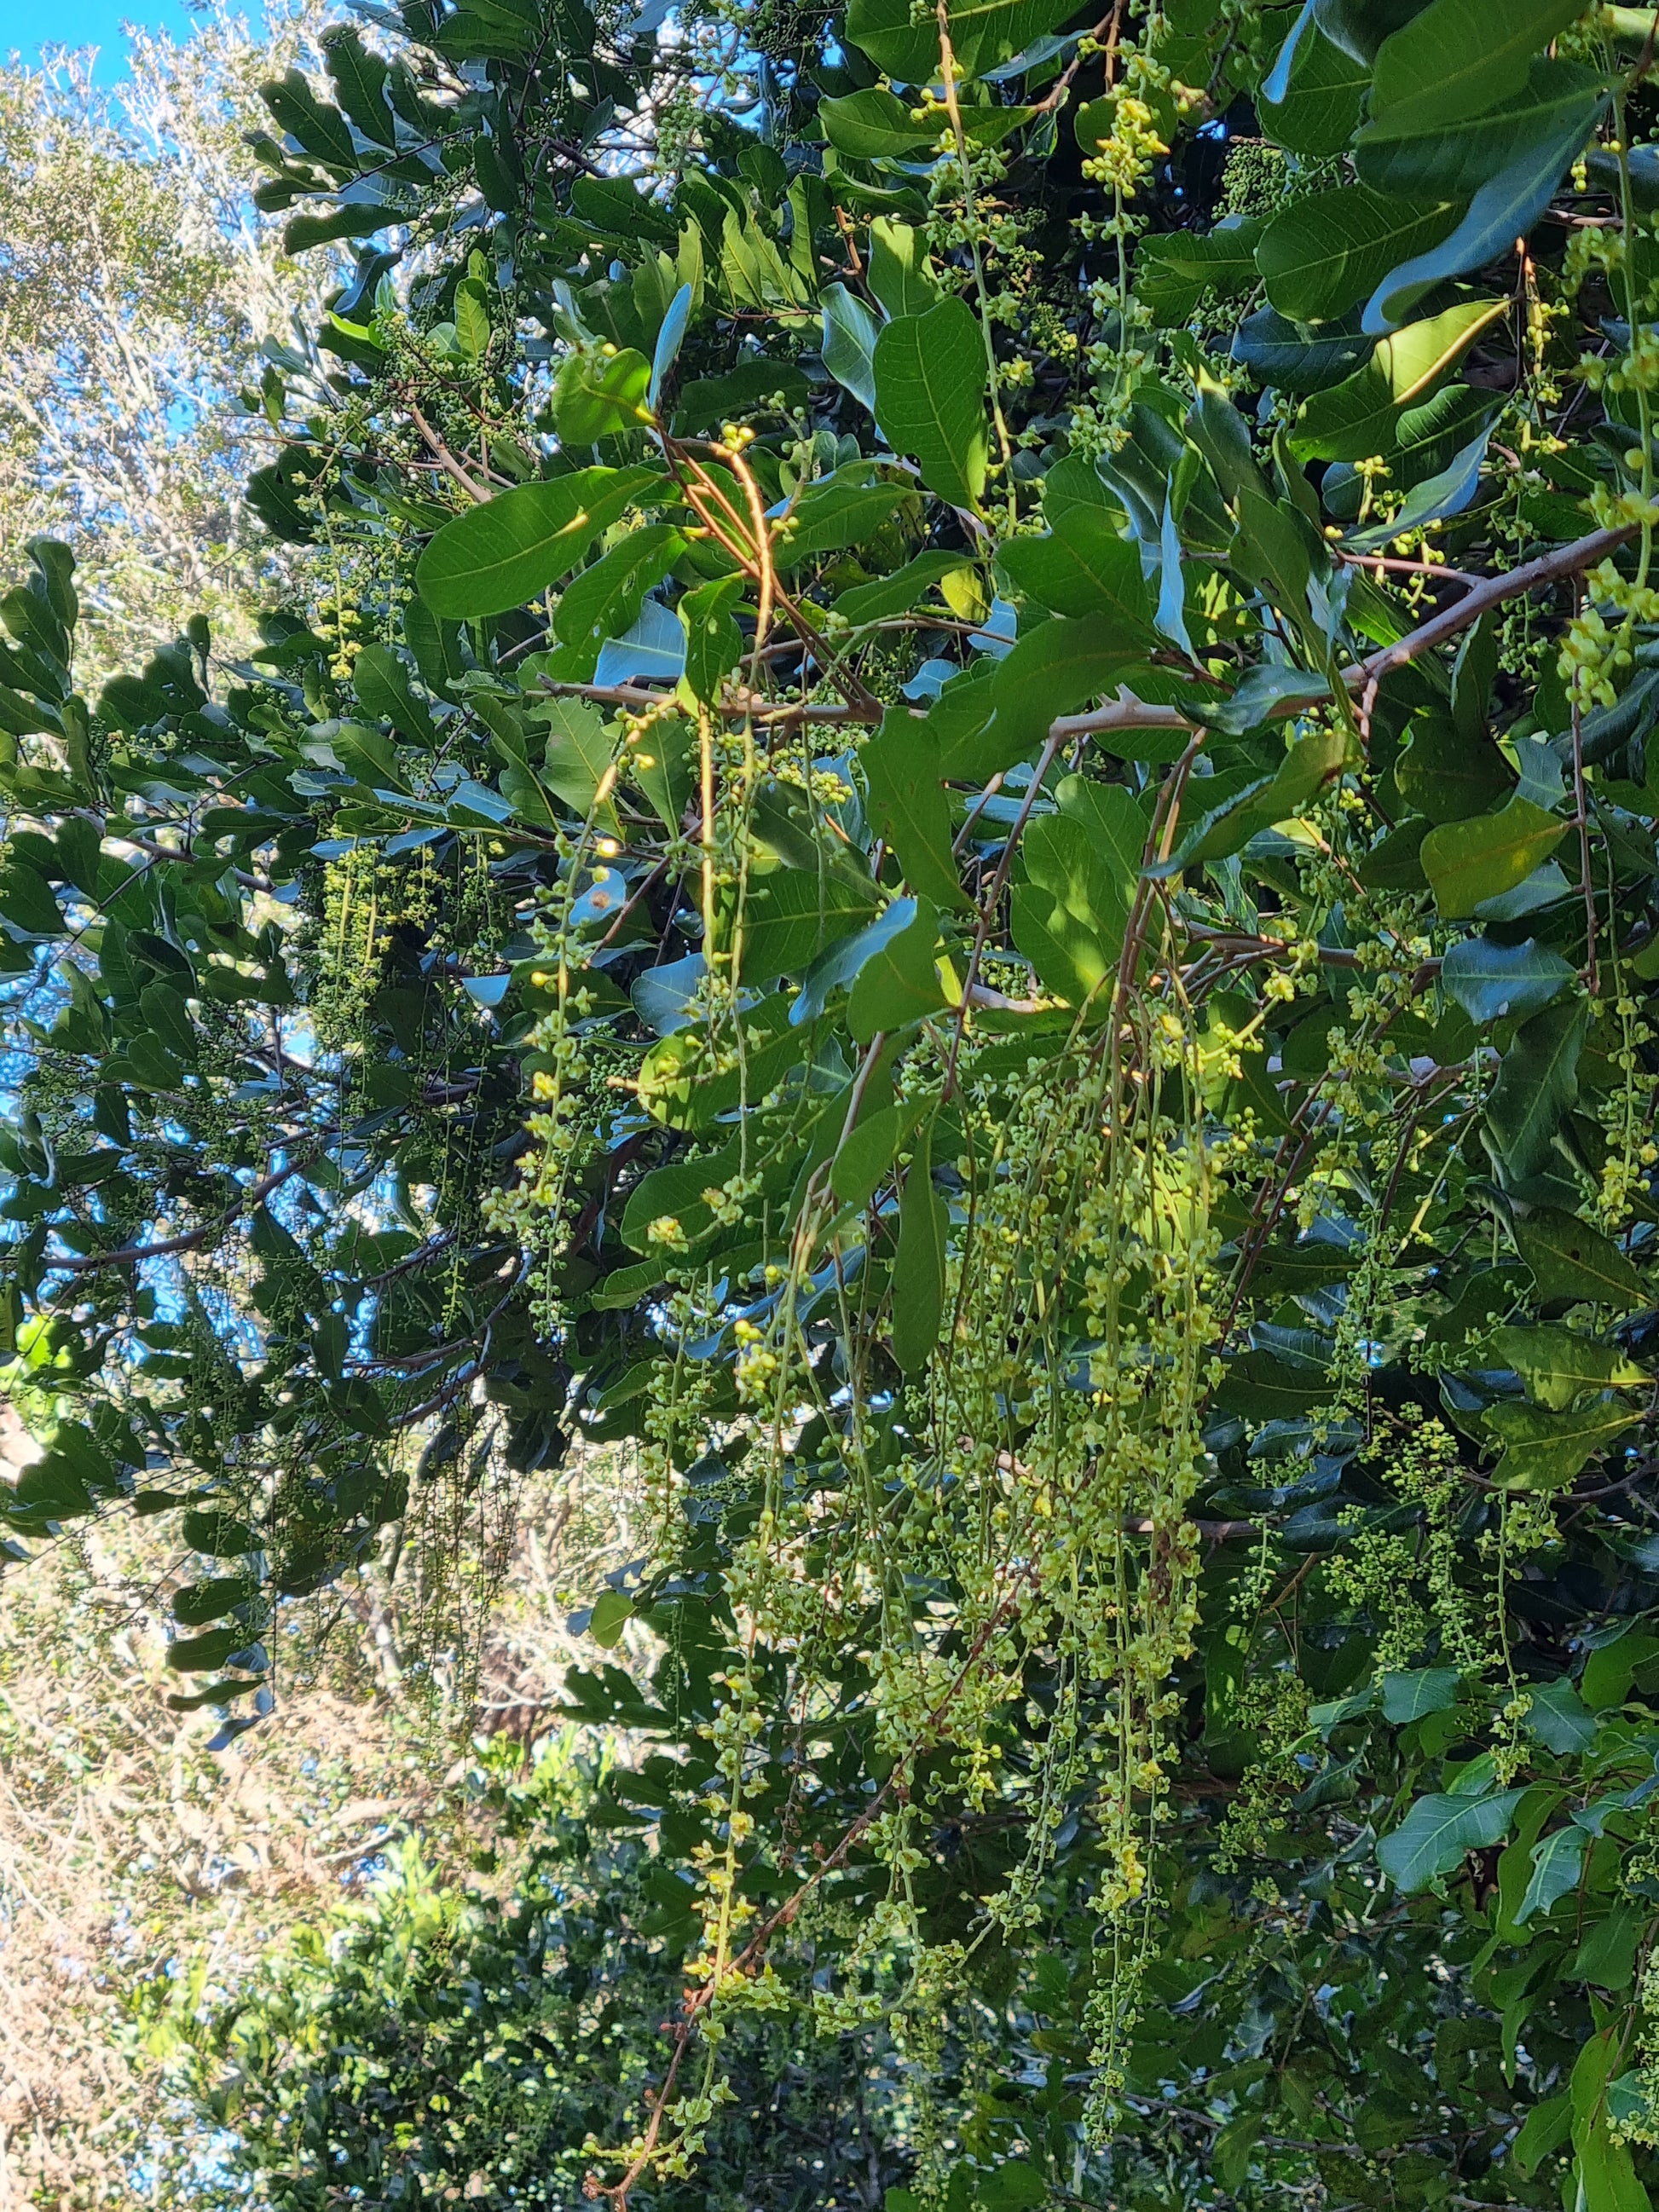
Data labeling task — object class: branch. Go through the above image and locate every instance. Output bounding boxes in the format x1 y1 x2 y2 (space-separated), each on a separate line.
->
1344 521 1641 687
52 1154 315 1274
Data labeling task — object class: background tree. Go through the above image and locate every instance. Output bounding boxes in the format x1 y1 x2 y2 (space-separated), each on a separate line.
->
5 0 1659 2208
0 2 329 675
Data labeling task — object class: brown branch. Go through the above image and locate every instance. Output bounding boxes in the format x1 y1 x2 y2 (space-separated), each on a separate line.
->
52 1154 316 1275
1343 521 1641 688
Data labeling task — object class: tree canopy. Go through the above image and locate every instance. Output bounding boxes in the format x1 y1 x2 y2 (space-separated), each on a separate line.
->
10 0 1659 2203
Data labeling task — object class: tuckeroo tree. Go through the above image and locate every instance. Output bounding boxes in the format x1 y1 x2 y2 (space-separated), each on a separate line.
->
10 0 1659 2203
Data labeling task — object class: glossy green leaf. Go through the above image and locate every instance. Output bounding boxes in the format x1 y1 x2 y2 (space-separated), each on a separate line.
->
1260 14 1368 155
861 719 970 912
679 574 747 704
1515 1822 1586 1922
996 507 1155 636
773 469 907 567
552 348 653 442
1420 797 1568 919
1380 1667 1461 1721
1256 185 1460 324
1377 1788 1526 1891
1365 104 1599 330
1011 807 1134 1007
1367 0 1585 137
847 897 946 1039
1138 217 1266 324
740 869 883 985
821 280 881 413
835 552 965 627
819 87 932 159
552 525 685 670
1487 1324 1649 1410
1356 57 1607 199
1486 996 1589 1182
1485 1393 1636 1489
1231 306 1373 393
415 466 664 619
791 895 924 1026
1290 298 1506 461
1441 933 1577 1024
1512 1206 1646 1308
874 297 990 513
845 0 1072 86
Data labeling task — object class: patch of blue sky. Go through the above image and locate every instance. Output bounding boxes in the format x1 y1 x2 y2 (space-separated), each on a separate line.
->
0 0 207 78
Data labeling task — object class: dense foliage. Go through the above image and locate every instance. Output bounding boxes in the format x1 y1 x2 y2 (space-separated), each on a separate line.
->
15 0 1659 2203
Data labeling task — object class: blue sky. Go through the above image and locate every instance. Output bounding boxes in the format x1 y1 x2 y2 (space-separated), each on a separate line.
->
0 0 210 75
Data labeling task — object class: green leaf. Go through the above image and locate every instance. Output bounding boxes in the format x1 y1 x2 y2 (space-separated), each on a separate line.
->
166 1626 257 1673
552 347 653 442
352 644 440 748
1376 1787 1526 1891
1516 1822 1587 1922
866 218 945 319
321 27 396 146
1232 306 1373 393
925 618 1151 784
892 1118 946 1375
774 469 908 568
861 720 969 912
874 297 991 513
1394 711 1514 824
976 2163 1045 2211
636 991 805 1128
1487 1324 1649 1410
738 868 882 985
0 865 63 938
1138 217 1267 324
1420 796 1568 918
996 508 1155 637
789 896 935 1031
1442 934 1578 1024
1012 808 1133 1006
831 1097 924 1211
1290 299 1508 461
182 1510 257 1557
819 88 932 159
173 1574 260 1628
1365 104 1599 330
1344 424 1494 548
679 575 747 704
1367 0 1586 138
1356 57 1607 199
415 465 664 620
1512 1205 1647 1308
589 1589 633 1648
1485 996 1589 1182
1178 725 1350 863
845 0 1073 86
847 898 947 1040
454 280 491 361
1205 665 1334 739
1260 15 1368 155
1256 186 1460 324
835 552 965 627
1380 1666 1461 1721
821 281 881 413
1485 1393 1636 1490
552 525 685 671
1524 1677 1598 1753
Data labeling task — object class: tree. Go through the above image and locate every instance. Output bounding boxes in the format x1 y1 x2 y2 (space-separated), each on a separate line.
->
7 0 1659 2205
0 3 328 675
